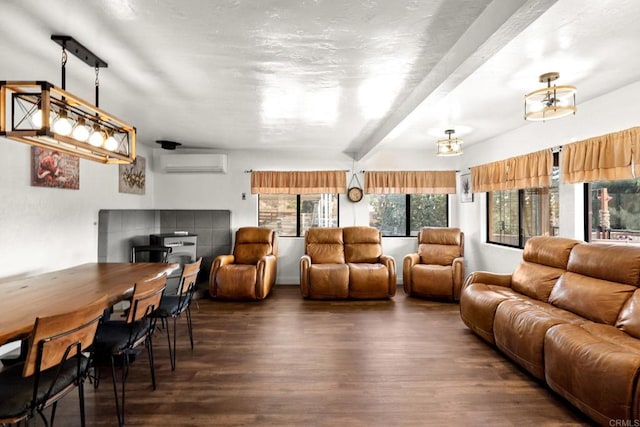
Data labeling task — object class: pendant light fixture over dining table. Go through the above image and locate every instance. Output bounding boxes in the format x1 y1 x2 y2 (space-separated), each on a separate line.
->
0 35 136 164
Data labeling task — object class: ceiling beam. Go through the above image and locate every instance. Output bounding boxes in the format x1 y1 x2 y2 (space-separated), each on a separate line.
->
353 0 558 161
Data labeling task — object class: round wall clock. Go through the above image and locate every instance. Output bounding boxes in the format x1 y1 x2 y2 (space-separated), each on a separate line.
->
347 186 363 203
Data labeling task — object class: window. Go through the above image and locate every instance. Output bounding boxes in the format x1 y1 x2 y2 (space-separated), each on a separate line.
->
487 167 559 248
586 178 640 243
258 194 339 237
369 194 448 237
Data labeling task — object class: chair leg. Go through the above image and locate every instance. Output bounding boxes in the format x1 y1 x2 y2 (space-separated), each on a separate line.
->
147 336 157 390
172 316 178 370
186 307 194 350
110 355 124 427
164 316 175 371
77 376 86 427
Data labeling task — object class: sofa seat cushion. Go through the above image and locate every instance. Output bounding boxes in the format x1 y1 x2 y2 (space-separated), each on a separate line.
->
308 264 349 299
545 323 640 424
410 264 453 299
460 283 522 344
215 264 257 299
494 299 586 380
348 263 390 299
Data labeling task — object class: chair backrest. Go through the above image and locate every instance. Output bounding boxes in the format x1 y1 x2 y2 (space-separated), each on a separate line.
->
305 227 345 264
132 245 172 263
178 257 203 296
233 227 276 265
23 295 107 377
417 227 464 266
126 274 167 323
344 226 382 263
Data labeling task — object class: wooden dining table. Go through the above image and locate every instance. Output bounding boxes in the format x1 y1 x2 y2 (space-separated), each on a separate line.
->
0 262 179 347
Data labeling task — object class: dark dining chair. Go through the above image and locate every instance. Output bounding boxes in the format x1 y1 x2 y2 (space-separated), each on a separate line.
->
150 257 202 370
92 274 166 427
0 296 106 427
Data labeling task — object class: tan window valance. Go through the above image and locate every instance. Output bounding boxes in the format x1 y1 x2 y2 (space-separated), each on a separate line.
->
250 170 346 194
471 149 552 192
561 127 640 184
364 171 456 194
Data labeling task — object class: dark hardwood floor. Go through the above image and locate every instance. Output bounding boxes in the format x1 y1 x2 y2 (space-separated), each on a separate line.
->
52 286 593 426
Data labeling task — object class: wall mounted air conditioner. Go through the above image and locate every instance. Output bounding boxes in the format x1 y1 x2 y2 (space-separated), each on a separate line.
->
157 153 228 174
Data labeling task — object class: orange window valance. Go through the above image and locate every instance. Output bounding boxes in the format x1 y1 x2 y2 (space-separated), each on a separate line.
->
250 170 347 194
471 149 552 193
364 170 456 194
561 127 640 184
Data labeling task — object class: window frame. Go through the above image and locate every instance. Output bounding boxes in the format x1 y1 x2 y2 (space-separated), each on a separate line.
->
369 194 449 237
583 179 640 243
485 152 559 249
258 193 340 238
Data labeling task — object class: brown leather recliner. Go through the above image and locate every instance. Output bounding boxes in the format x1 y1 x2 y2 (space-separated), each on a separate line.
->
209 227 278 300
300 226 396 299
403 227 464 301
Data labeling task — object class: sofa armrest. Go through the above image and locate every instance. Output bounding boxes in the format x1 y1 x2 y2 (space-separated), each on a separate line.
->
214 254 235 268
452 256 465 300
402 253 419 295
208 254 235 297
300 255 312 297
380 255 397 296
256 255 278 299
462 271 512 293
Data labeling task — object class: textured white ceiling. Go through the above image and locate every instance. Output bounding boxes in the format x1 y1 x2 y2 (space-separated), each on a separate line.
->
1 0 639 161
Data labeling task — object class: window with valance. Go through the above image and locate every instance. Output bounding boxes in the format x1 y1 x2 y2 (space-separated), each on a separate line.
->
562 126 640 184
364 170 456 194
470 149 552 193
251 170 346 194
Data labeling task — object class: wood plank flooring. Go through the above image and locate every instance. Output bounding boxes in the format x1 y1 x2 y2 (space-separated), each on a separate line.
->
52 286 593 426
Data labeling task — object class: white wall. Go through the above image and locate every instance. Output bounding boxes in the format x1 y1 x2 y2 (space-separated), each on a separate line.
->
455 79 640 274
0 140 155 280
2 79 638 285
152 147 458 284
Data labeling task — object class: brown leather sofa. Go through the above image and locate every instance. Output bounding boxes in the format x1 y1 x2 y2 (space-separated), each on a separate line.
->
300 226 396 299
403 227 464 300
209 227 277 300
460 236 640 425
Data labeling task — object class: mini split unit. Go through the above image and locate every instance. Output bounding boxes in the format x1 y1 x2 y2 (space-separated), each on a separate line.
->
155 153 228 174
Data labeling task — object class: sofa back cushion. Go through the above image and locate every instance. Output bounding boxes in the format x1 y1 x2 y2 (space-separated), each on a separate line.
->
567 243 640 286
511 262 566 302
234 227 275 265
417 227 463 266
510 236 580 301
344 226 382 263
548 243 640 325
522 236 579 269
305 227 345 264
616 290 640 338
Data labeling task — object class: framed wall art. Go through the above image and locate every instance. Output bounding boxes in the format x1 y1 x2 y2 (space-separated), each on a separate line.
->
459 172 473 203
119 156 146 194
31 147 80 190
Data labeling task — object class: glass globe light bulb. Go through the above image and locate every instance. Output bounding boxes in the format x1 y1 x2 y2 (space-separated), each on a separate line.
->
72 120 90 142
104 135 118 151
53 115 73 136
89 128 105 147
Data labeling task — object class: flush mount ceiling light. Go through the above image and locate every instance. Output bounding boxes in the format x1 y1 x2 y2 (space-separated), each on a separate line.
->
0 35 136 164
436 129 463 156
524 72 576 121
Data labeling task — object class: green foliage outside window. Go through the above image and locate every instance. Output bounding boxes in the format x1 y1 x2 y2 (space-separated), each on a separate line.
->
369 194 448 236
